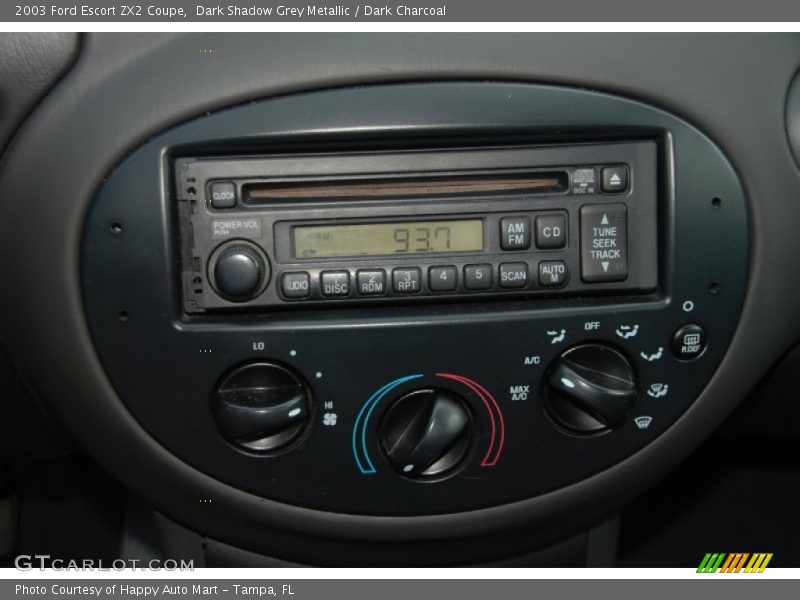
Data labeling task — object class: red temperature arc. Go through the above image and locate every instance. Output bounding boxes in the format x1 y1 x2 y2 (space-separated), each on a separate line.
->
436 372 505 467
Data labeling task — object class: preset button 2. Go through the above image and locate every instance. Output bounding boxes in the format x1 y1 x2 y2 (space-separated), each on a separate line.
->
357 270 386 296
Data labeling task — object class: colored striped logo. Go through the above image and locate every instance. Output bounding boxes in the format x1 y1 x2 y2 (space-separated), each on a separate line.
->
697 553 773 573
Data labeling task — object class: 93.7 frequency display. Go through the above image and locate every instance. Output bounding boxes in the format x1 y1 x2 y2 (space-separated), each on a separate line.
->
293 219 484 259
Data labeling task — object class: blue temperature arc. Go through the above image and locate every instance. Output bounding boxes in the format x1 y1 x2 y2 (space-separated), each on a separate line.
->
352 374 423 474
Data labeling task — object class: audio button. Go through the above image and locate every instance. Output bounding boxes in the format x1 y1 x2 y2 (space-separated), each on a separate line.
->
281 272 311 299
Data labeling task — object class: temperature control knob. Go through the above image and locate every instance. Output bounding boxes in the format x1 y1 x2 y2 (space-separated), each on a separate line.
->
213 362 310 452
543 344 637 433
379 389 473 479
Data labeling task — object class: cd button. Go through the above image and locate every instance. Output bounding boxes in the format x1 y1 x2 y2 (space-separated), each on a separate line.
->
498 263 529 288
281 272 310 299
356 269 386 296
535 214 567 249
392 268 421 294
428 266 458 292
321 271 351 297
500 216 531 250
464 264 493 290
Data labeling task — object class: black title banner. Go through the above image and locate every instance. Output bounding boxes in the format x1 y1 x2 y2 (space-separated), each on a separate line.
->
5 0 800 21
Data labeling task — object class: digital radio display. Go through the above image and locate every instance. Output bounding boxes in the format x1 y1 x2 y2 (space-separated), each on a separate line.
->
293 219 484 259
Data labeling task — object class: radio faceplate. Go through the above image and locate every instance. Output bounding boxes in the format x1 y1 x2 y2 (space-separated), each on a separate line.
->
177 143 658 313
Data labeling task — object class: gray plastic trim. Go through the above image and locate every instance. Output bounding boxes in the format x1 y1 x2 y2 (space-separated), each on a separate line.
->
2 33 800 564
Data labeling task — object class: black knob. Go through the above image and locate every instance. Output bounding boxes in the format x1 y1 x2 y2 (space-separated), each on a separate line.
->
379 389 472 479
543 344 636 433
213 362 310 452
210 241 269 301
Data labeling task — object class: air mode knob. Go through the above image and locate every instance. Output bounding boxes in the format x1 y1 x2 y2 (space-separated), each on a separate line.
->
543 344 637 433
379 389 473 479
213 362 311 452
209 241 270 302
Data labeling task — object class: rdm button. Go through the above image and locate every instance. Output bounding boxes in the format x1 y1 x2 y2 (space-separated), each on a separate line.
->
580 204 628 282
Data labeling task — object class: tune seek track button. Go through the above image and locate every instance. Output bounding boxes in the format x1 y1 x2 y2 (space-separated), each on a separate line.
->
580 204 628 283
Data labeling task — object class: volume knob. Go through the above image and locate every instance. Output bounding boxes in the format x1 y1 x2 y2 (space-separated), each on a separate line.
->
209 241 270 302
543 344 637 433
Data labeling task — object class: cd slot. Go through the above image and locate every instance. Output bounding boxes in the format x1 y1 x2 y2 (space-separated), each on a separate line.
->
244 171 568 203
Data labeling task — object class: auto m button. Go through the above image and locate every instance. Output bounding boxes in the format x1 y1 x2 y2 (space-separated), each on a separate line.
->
580 204 628 282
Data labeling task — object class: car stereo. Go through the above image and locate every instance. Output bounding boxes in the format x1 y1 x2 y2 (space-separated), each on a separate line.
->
176 142 658 312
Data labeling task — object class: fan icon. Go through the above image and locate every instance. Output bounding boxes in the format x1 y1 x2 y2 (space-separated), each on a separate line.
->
323 413 338 426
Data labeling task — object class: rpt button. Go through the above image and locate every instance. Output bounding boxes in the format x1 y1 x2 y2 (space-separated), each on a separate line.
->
580 204 628 282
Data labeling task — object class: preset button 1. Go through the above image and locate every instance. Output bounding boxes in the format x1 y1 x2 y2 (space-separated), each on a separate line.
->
321 271 350 297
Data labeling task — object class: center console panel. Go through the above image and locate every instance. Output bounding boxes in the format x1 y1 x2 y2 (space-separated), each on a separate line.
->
80 83 748 523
